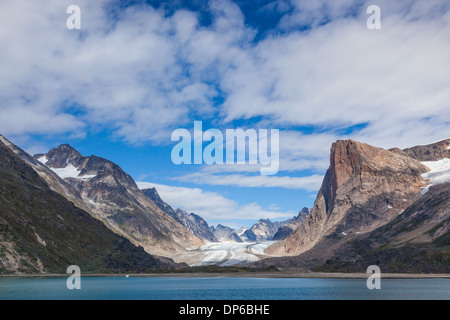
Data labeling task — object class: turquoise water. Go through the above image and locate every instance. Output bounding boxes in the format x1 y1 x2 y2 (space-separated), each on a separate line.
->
0 277 449 300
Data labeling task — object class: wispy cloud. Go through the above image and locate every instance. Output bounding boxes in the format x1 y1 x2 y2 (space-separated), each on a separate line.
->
173 172 324 191
136 181 295 221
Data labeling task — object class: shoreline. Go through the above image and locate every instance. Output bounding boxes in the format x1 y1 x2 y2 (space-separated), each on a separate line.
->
1 271 450 279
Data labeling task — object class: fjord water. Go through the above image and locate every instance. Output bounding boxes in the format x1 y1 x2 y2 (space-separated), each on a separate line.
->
0 277 449 300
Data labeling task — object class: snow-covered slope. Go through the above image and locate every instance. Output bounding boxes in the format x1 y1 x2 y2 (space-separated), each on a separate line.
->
421 158 450 194
37 156 96 180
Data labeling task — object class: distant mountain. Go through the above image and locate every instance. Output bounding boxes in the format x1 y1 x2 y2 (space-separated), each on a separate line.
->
242 229 258 242
174 209 218 243
142 187 177 217
236 227 257 242
0 135 183 274
272 208 311 240
211 224 243 243
141 185 292 244
250 219 279 241
255 139 450 273
207 217 302 243
35 144 203 257
141 187 217 242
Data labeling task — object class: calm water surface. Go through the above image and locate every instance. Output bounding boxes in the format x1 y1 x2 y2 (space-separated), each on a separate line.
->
0 277 449 300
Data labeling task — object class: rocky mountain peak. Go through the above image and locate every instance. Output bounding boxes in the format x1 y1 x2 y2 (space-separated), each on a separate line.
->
272 208 311 241
80 155 130 179
299 207 311 215
211 224 242 243
267 139 430 256
42 144 86 169
142 187 174 214
144 187 159 199
325 139 429 211
398 138 450 161
33 144 204 256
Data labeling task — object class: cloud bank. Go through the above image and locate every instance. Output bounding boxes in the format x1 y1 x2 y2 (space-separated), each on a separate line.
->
1 0 449 191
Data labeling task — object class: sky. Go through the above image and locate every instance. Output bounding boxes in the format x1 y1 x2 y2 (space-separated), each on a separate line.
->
0 0 449 229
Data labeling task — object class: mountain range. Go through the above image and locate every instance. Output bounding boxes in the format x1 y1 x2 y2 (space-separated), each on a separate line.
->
1 132 449 274
140 184 304 243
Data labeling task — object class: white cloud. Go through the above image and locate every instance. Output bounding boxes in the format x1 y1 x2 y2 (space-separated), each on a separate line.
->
220 16 450 137
136 181 295 221
1 0 449 186
0 0 226 142
174 172 324 191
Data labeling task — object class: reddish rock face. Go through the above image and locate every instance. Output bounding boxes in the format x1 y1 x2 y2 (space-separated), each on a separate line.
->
267 139 429 256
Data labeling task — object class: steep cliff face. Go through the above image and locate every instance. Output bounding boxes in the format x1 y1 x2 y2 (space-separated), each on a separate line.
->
0 138 182 274
36 145 203 257
266 140 428 256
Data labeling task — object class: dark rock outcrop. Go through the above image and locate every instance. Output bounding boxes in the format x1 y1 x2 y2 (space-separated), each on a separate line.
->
242 229 257 242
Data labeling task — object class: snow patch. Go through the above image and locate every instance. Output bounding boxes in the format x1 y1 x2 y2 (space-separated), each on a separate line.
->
421 158 450 194
50 164 96 180
0 135 12 147
89 199 102 206
341 232 347 236
237 228 249 236
35 232 46 246
37 156 48 165
50 164 80 179
388 205 393 209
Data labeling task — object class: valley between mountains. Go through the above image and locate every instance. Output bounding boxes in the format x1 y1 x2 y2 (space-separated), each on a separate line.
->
0 133 449 274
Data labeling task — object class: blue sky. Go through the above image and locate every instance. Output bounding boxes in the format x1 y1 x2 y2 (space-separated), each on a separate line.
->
1 0 450 229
